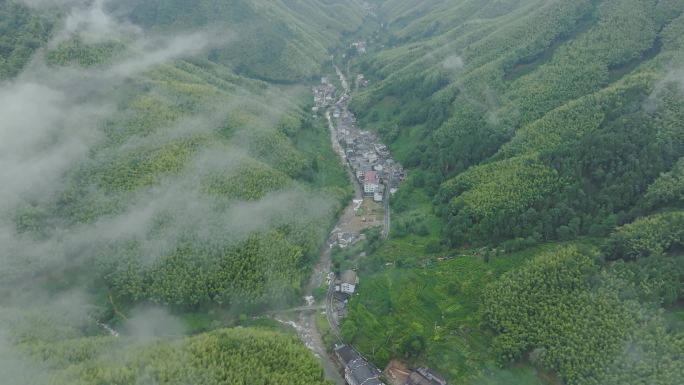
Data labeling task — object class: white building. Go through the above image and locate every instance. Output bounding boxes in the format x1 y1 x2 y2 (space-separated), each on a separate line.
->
364 182 379 195
364 171 379 196
339 270 358 294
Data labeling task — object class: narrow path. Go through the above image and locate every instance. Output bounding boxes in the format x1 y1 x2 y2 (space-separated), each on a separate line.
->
382 176 391 240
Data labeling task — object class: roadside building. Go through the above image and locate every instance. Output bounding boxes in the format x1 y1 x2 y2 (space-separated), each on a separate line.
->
346 358 383 385
334 345 385 385
366 152 379 164
406 368 448 385
339 270 358 294
364 171 380 196
374 184 385 202
335 344 361 367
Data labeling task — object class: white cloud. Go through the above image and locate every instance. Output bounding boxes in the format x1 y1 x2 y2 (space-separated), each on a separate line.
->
443 54 465 71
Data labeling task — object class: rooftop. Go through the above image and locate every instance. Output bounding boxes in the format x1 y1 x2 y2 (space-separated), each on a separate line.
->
348 358 383 385
341 269 358 285
334 344 360 366
406 367 448 385
364 171 378 183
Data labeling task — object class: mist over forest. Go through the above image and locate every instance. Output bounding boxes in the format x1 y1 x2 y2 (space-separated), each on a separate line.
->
1 1 683 385
0 1 356 383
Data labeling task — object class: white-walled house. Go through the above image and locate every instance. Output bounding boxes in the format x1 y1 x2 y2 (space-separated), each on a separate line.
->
364 171 379 196
339 270 358 294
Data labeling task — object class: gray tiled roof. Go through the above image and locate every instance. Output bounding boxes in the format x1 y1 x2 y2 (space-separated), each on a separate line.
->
348 358 383 385
334 344 360 366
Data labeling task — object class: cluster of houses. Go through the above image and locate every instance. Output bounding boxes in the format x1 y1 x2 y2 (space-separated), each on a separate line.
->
351 40 368 55
318 65 404 203
313 77 336 114
333 109 405 202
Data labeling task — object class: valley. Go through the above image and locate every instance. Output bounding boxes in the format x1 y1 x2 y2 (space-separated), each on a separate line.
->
1 1 684 385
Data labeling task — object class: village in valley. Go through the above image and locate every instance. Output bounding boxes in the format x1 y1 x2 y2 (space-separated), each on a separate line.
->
308 43 448 385
315 74 405 204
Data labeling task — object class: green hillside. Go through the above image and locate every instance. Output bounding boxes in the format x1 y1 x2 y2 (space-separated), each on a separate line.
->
0 306 331 385
113 0 365 82
3 0 684 384
11 49 349 310
341 0 684 384
0 1 356 383
0 3 52 78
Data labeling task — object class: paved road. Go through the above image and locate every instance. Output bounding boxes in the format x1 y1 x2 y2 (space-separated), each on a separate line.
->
382 176 391 240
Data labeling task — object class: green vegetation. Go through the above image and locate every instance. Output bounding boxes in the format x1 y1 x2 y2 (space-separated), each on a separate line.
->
114 0 365 82
604 211 684 260
340 0 684 384
0 2 53 78
351 0 684 248
0 308 331 385
5 0 684 384
16 55 347 310
643 157 684 210
49 329 331 385
0 1 363 383
343 245 553 382
46 39 126 67
483 246 684 385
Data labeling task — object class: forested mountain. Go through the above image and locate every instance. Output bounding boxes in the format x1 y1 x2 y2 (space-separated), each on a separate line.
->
352 0 683 248
3 0 684 384
111 0 365 82
1 306 330 385
0 3 52 78
0 0 358 383
342 0 684 384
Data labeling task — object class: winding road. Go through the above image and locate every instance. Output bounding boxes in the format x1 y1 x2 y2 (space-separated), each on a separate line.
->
382 176 391 240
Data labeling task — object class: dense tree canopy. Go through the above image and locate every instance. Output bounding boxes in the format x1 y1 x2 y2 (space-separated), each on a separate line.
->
0 2 52 78
482 246 684 385
342 1 684 384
